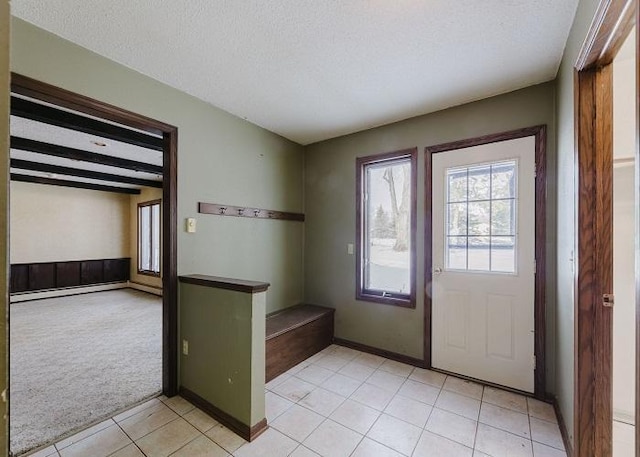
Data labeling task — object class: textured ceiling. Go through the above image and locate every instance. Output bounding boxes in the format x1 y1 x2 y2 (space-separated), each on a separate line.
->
13 1 579 145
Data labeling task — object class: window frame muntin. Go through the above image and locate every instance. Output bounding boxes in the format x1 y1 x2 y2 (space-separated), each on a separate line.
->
137 199 162 277
443 158 519 275
355 147 417 308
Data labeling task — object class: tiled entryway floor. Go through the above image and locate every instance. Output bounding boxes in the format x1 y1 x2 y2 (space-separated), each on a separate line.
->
613 420 635 457
26 344 566 457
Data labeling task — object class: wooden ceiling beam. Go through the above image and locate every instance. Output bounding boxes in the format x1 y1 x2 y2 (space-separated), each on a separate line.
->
11 136 163 175
11 96 164 151
10 159 162 189
11 173 141 194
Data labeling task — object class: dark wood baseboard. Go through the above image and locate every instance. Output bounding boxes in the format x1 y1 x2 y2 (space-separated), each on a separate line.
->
179 387 268 442
333 337 425 368
553 396 574 457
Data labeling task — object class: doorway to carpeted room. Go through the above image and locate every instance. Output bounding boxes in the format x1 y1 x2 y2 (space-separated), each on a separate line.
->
10 289 162 455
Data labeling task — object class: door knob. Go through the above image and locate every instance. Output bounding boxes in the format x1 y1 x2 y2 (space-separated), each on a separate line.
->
434 267 443 274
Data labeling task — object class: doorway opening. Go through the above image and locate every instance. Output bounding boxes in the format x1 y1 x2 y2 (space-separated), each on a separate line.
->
8 74 178 455
573 0 638 455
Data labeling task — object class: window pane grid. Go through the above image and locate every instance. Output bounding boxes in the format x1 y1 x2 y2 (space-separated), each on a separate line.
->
445 160 517 273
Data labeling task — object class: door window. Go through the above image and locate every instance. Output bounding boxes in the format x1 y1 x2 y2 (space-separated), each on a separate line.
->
445 160 517 273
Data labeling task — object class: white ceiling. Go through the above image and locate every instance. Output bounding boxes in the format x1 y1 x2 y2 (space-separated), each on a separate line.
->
13 1 579 145
11 117 163 167
10 95 163 191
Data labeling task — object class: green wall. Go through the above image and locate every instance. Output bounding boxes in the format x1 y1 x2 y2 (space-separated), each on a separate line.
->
179 284 265 427
555 0 600 447
10 18 305 314
304 82 558 391
0 1 8 454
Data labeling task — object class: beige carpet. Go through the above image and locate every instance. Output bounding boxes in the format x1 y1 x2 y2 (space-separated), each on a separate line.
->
10 289 162 456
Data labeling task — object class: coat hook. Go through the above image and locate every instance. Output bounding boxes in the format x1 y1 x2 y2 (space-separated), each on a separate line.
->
268 212 274 218
254 209 260 217
220 207 227 215
238 208 245 216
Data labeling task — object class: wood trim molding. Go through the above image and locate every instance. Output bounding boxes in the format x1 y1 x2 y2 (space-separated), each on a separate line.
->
162 128 178 396
636 12 640 457
333 337 425 368
576 0 636 70
178 274 270 294
11 72 181 397
574 66 614 457
424 125 547 399
179 388 268 442
11 136 163 174
10 95 163 151
554 397 575 457
11 173 141 194
10 158 162 188
11 73 174 135
198 202 304 222
572 0 633 452
354 147 418 309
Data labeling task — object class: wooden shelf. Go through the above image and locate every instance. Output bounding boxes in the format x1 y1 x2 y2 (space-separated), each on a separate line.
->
178 274 270 293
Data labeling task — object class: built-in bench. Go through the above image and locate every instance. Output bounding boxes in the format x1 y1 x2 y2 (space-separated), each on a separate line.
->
266 304 335 382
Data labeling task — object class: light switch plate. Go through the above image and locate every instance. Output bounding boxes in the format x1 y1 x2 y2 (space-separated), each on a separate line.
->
347 243 354 255
186 217 197 233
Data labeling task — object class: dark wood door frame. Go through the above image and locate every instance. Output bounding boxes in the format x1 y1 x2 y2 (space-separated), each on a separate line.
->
573 1 637 456
424 125 547 399
9 73 179 396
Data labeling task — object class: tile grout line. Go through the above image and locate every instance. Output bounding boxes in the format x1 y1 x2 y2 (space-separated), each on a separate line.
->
112 419 149 456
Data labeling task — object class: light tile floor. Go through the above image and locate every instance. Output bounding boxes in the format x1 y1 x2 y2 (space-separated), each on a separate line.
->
25 345 566 457
613 420 635 457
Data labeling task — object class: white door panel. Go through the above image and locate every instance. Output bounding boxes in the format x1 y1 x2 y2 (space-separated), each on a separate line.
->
431 136 536 393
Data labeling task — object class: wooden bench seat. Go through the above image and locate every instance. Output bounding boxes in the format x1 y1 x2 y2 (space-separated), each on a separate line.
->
266 304 335 382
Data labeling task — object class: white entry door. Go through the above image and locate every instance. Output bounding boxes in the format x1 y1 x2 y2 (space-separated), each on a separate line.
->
431 136 536 393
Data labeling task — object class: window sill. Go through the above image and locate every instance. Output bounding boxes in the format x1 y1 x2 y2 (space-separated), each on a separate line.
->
356 291 415 309
137 270 161 278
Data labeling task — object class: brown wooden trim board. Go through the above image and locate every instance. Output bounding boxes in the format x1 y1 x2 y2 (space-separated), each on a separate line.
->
554 397 575 457
179 274 270 294
179 388 268 442
572 0 635 454
333 337 425 369
198 202 304 222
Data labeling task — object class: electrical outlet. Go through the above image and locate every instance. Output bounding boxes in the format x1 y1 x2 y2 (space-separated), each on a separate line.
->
182 339 189 355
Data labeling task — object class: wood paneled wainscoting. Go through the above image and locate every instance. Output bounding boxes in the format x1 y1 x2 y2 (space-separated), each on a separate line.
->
10 257 130 294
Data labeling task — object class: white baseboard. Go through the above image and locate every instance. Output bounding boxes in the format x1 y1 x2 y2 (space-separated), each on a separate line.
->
128 281 163 296
10 282 128 303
